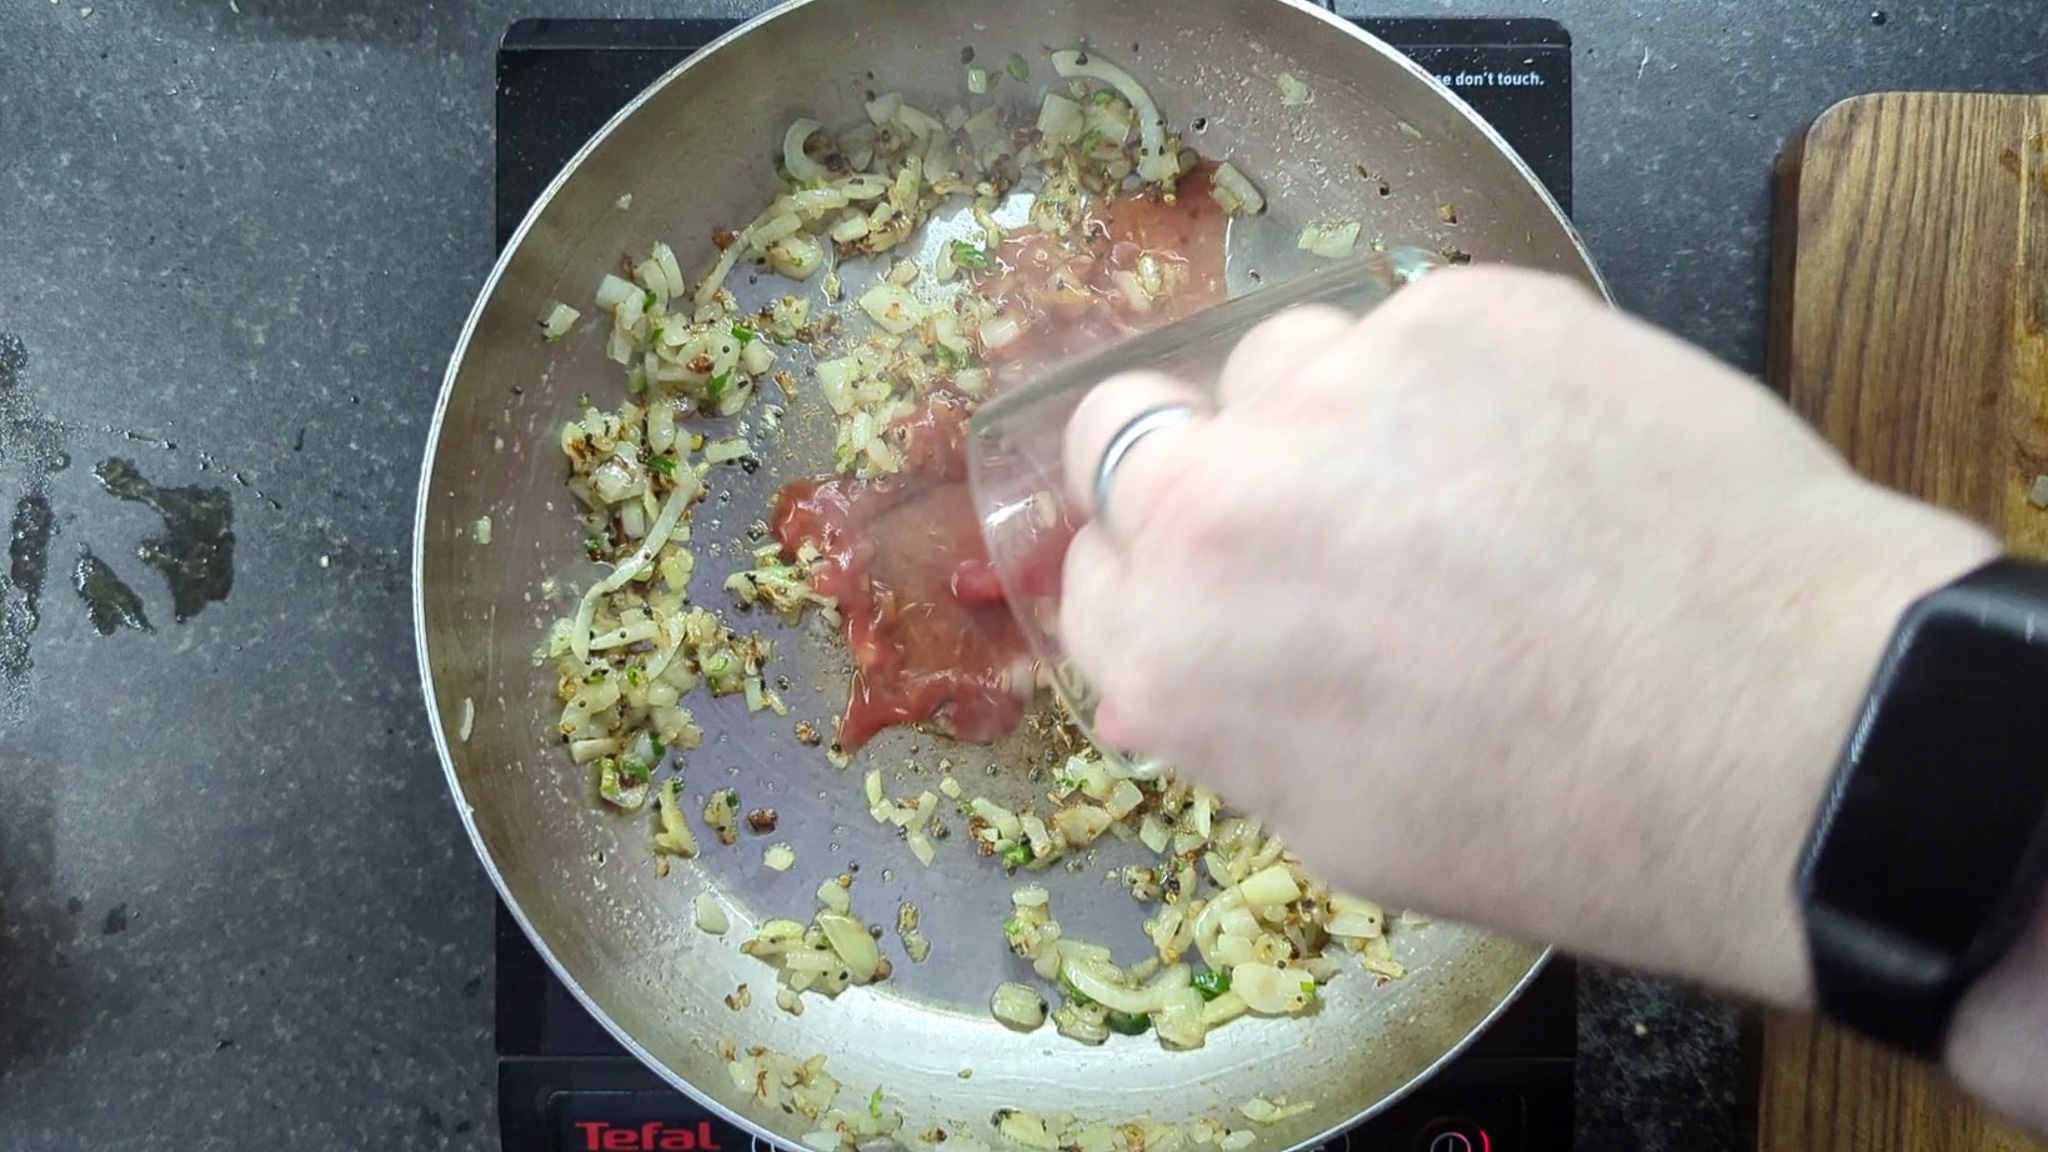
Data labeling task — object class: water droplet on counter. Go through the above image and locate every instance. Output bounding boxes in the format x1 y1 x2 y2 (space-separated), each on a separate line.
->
91 458 233 623
8 494 55 630
0 335 73 726
73 546 152 636
1 492 56 699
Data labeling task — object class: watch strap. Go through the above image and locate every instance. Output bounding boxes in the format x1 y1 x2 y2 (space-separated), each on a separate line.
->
1798 556 2048 1061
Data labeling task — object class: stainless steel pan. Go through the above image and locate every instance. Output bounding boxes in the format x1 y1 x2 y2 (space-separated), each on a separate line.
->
415 1 1604 1147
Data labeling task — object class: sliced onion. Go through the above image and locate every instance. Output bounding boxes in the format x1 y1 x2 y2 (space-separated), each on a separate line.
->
1153 985 1207 1049
1060 955 1158 1016
782 118 830 184
1051 50 1175 182
1231 962 1315 1015
1201 989 1249 1027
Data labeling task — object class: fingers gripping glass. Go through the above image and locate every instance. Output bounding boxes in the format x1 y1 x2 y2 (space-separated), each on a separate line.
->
966 246 1440 767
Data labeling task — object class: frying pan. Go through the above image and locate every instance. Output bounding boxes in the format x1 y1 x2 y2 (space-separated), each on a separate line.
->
415 0 1605 1148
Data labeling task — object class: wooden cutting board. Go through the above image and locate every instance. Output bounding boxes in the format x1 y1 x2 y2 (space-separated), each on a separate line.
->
1761 90 2048 1152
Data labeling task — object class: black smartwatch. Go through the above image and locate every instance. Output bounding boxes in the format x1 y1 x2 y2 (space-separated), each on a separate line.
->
1795 557 2048 1061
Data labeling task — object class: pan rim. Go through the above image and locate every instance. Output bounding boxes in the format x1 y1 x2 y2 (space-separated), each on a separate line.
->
414 0 1599 1145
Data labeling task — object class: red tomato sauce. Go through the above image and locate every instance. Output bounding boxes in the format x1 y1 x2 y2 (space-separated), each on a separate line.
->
771 167 1229 751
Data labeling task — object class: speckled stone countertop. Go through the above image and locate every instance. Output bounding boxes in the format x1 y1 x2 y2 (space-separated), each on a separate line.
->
0 1 2039 1148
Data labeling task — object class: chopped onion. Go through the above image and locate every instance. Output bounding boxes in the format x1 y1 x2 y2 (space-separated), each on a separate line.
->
764 842 797 872
829 213 871 245
896 102 945 139
539 302 580 340
1237 863 1300 908
991 982 1048 1030
997 1111 1060 1151
817 912 881 982
1210 162 1265 216
1325 895 1385 939
703 437 751 465
979 312 1023 349
817 876 852 914
857 282 924 334
1276 72 1311 106
595 273 640 309
1298 220 1362 259
654 783 699 858
1036 92 1085 146
695 892 731 935
865 91 904 126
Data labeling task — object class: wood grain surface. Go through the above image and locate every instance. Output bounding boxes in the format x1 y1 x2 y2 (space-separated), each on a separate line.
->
1761 90 2048 1152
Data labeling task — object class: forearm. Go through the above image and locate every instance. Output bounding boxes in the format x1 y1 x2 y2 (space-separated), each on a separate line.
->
1479 481 2000 1010
1548 484 2048 1129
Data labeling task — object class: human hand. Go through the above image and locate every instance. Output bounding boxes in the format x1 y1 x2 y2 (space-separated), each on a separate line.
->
1058 265 1998 1008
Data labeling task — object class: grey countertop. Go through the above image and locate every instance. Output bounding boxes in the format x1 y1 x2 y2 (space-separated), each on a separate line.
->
0 1 2039 1148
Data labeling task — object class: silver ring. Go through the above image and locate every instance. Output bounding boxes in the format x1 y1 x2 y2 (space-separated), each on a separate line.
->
1092 403 1200 529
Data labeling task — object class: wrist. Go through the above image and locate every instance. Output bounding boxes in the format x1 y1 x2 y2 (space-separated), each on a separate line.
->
1946 876 2048 1133
1714 480 2000 1008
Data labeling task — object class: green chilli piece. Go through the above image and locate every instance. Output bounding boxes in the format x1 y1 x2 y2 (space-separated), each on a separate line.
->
597 756 651 811
1006 53 1029 81
949 239 992 270
706 369 732 402
1191 968 1230 1001
732 323 755 346
1000 842 1033 869
1104 1011 1151 1036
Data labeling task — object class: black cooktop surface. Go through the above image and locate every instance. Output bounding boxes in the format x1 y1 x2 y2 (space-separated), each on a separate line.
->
492 17 1576 1152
